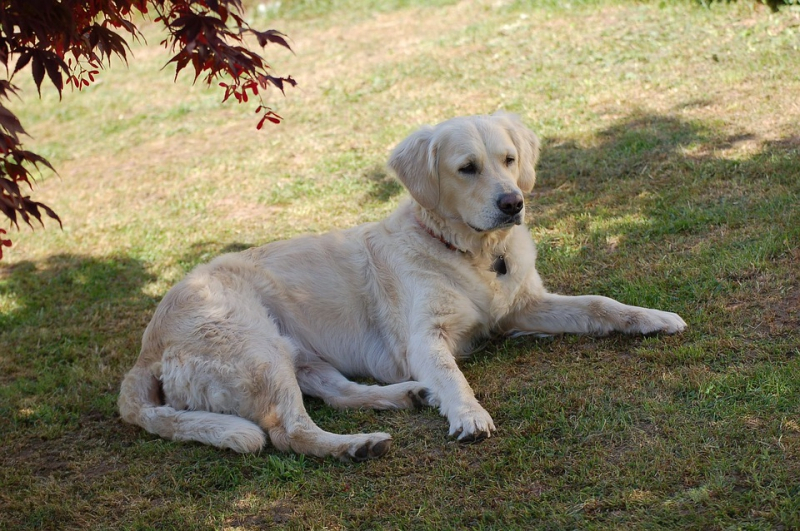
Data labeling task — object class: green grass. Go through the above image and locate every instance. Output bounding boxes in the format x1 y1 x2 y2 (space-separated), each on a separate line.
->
2 0 799 529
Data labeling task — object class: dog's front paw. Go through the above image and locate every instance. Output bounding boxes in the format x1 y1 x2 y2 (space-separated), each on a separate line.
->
448 405 496 443
639 309 687 335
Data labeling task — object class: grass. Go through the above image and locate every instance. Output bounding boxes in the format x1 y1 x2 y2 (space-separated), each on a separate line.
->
1 0 799 529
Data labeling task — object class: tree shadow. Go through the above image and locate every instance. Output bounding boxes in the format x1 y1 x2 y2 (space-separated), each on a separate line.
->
0 253 159 507
0 240 263 385
362 163 404 203
175 241 255 271
0 254 157 381
539 105 798 188
539 110 709 186
533 107 798 238
0 241 270 386
0 107 797 531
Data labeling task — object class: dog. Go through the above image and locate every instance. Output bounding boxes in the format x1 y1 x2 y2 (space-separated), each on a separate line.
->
118 112 686 460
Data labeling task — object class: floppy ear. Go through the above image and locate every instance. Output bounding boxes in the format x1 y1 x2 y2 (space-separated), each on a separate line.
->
494 112 541 193
388 126 440 210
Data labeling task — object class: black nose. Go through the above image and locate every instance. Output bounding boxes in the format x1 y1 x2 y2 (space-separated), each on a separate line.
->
497 192 524 216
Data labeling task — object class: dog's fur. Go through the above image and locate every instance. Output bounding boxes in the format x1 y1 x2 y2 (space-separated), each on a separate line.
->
118 113 686 460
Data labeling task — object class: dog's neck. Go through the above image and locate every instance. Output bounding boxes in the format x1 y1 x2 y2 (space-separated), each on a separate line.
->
411 202 511 258
415 215 466 254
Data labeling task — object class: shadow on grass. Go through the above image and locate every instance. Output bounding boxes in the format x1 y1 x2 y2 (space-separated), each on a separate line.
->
0 254 156 375
532 108 798 278
176 241 255 271
0 253 158 451
540 111 712 185
0 254 158 528
539 107 799 195
363 163 405 202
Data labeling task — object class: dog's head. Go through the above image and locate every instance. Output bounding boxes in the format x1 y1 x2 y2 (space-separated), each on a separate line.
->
389 112 540 233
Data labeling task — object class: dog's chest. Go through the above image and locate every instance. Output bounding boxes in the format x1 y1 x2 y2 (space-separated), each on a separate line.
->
464 252 523 319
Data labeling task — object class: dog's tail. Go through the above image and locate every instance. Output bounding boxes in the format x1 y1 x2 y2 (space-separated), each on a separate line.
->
117 364 266 453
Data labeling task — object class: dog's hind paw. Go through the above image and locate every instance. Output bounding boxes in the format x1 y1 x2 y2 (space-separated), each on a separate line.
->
342 433 393 462
407 387 433 408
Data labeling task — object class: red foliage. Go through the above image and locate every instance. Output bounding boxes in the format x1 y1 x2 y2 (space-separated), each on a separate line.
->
0 0 295 256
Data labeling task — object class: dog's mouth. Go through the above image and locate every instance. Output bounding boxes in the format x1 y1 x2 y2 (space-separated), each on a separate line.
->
468 213 523 233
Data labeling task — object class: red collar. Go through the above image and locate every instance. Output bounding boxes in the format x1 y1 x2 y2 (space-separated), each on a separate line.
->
414 215 508 276
415 216 467 254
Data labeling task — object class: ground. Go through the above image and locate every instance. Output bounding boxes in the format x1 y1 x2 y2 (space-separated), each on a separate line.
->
1 1 798 529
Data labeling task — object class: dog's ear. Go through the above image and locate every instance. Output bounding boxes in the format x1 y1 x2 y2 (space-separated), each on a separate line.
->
494 112 540 193
388 126 439 210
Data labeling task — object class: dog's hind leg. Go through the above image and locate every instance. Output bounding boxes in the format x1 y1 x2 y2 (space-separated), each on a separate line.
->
295 359 432 410
256 361 394 461
219 337 389 461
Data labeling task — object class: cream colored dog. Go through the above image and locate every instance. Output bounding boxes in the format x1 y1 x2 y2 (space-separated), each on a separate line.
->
118 113 686 460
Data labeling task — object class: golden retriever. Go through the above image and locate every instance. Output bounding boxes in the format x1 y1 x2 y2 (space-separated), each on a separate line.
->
118 113 686 460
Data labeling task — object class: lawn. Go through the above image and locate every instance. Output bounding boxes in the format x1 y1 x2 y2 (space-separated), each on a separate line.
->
1 0 799 529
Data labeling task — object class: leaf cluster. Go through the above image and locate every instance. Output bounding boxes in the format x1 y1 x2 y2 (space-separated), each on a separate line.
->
158 1 296 128
0 78 60 255
0 0 295 255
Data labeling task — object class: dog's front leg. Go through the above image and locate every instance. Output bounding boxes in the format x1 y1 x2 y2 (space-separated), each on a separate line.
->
407 333 496 442
502 293 687 337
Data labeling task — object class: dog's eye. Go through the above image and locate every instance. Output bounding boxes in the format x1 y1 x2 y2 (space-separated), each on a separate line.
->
459 162 478 175
505 156 516 167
